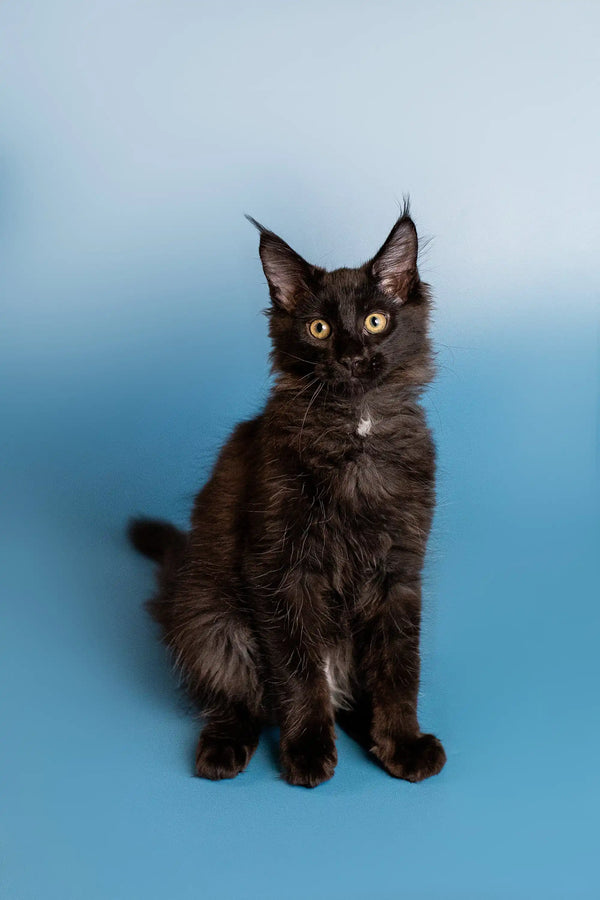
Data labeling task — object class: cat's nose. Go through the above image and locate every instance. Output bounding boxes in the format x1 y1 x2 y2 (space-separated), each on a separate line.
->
340 355 368 377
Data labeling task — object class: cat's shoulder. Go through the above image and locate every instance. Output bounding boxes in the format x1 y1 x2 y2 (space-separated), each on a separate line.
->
229 413 264 444
212 413 265 468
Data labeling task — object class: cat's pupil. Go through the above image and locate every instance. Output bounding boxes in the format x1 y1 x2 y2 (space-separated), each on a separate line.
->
370 316 379 327
316 323 323 332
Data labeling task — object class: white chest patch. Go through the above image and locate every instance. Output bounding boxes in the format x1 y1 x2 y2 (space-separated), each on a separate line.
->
324 652 353 710
357 415 372 437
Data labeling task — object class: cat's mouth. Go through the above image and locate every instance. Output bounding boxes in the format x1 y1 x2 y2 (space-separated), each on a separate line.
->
318 356 385 393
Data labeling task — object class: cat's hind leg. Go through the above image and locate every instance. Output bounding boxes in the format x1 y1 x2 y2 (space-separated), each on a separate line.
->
165 584 265 780
195 698 262 780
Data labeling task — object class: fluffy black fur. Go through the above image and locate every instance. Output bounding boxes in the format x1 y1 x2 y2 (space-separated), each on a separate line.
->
129 205 446 787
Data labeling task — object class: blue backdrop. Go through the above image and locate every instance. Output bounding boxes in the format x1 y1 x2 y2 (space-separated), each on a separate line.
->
1 2 598 898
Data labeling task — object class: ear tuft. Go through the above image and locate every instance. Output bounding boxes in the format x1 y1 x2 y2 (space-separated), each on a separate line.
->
246 215 314 312
371 213 419 302
244 214 268 234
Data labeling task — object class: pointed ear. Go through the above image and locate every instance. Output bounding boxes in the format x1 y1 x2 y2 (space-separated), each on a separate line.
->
371 214 418 302
246 216 316 312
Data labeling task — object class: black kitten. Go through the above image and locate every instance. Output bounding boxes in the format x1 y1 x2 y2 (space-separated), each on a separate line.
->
129 204 446 787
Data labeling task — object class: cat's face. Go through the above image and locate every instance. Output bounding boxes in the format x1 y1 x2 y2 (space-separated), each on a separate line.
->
250 211 430 395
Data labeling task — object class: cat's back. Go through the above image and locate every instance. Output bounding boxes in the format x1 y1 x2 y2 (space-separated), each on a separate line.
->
190 413 264 560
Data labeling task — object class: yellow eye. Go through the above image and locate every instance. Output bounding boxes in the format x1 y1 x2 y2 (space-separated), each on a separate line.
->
308 319 331 340
364 312 388 334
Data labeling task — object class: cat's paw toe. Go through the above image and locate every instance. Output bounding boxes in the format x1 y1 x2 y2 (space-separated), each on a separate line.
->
194 734 255 780
281 738 337 788
373 733 446 782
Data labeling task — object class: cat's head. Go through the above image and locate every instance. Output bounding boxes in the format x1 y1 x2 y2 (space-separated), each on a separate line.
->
250 206 432 395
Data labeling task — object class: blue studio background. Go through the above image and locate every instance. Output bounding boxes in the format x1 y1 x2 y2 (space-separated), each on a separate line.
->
1 2 599 898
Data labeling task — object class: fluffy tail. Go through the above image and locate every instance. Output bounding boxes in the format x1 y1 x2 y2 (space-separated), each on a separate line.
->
127 517 186 565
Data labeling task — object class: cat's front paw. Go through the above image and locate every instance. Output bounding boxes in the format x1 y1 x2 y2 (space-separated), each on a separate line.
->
281 734 338 788
195 733 257 781
372 733 446 782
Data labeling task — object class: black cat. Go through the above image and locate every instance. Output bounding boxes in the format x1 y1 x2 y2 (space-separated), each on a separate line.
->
129 204 446 787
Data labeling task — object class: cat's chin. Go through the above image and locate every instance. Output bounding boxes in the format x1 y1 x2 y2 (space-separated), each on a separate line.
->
327 376 384 398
